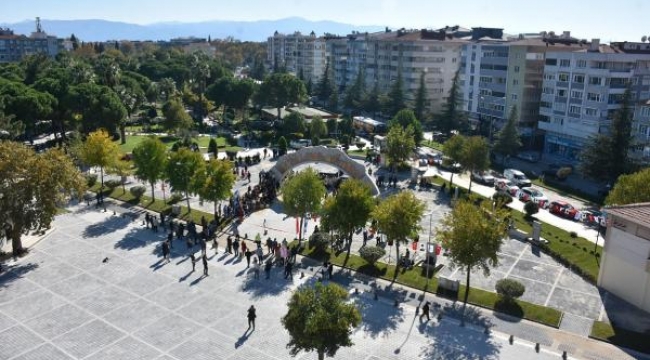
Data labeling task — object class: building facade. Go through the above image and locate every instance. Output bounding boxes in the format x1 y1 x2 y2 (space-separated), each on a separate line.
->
632 100 650 164
0 19 60 63
266 31 327 83
598 203 650 314
538 41 650 163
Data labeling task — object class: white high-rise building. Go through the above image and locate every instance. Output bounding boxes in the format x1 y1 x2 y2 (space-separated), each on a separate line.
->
266 31 327 83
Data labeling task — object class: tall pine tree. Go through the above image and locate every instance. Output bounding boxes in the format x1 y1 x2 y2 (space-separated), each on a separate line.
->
492 105 522 161
387 68 405 117
439 69 466 135
414 71 428 123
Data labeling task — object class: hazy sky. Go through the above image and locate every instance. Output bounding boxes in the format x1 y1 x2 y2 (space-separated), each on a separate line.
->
3 0 648 42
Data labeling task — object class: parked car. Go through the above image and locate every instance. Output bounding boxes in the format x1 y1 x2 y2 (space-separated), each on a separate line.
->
581 209 607 228
471 171 495 186
518 187 549 207
494 178 520 196
289 139 312 149
548 201 579 220
516 152 540 163
504 168 532 188
434 156 462 172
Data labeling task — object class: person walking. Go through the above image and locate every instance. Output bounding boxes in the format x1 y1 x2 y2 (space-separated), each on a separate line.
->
162 240 170 263
189 253 196 272
264 259 272 279
202 254 208 276
253 259 260 279
363 229 368 246
244 249 252 268
284 261 293 280
327 262 334 280
167 231 174 249
212 237 219 254
233 237 240 257
144 213 151 229
226 236 233 254
266 238 273 255
256 246 263 264
247 305 256 330
420 301 430 321
241 240 247 256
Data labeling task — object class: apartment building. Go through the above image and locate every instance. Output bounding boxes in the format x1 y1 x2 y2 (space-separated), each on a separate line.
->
266 31 327 83
461 31 586 143
328 28 466 115
538 40 650 163
631 100 650 164
0 18 60 63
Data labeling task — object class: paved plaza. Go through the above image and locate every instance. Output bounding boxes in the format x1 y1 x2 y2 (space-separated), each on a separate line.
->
0 204 647 360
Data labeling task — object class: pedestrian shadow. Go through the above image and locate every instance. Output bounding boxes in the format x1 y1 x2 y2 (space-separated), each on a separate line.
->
150 259 166 271
354 293 406 339
82 215 130 238
235 329 253 348
190 274 207 286
179 270 194 282
239 269 293 299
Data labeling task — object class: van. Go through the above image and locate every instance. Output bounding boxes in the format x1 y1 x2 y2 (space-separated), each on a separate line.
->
504 169 531 188
289 139 312 149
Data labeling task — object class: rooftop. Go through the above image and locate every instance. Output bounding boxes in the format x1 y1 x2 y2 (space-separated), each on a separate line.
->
605 202 650 229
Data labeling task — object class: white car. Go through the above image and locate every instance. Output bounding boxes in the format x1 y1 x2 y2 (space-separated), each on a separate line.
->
518 187 549 207
494 178 520 196
471 171 495 186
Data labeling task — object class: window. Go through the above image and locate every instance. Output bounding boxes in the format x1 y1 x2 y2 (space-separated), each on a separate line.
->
557 89 567 97
544 73 555 81
584 108 598 116
514 66 520 72
479 89 491 96
554 103 567 112
589 76 602 85
545 58 557 66
576 60 587 68
512 79 519 85
480 76 492 83
560 59 571 67
540 101 552 108
553 117 563 125
569 105 581 114
641 107 650 117
587 93 601 102
573 74 585 83
558 73 569 82
511 93 518 100
542 87 555 95
570 90 583 99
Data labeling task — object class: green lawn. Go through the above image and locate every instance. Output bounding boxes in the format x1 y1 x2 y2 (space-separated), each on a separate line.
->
591 321 650 354
292 240 561 327
118 135 239 154
422 140 444 151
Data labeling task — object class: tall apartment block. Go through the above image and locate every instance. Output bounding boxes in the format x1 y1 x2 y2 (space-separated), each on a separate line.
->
460 31 586 144
266 31 327 84
327 28 467 115
0 18 60 63
538 40 650 164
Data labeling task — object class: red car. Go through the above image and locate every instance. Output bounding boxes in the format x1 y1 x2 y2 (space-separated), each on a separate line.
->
548 201 578 220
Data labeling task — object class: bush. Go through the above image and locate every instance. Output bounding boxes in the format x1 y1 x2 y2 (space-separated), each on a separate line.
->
359 246 386 265
168 193 183 205
104 179 121 190
492 191 512 208
495 278 525 301
524 201 539 217
208 138 218 157
129 185 146 199
341 134 350 148
570 231 577 238
278 136 288 155
85 174 97 187
308 232 332 252
355 141 365 150
557 167 572 180
312 135 320 146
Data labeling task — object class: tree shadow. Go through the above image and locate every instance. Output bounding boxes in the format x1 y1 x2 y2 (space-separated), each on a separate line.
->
82 215 131 238
114 226 160 250
419 318 501 359
239 267 293 299
493 299 524 320
0 262 39 290
354 293 406 339
442 303 494 328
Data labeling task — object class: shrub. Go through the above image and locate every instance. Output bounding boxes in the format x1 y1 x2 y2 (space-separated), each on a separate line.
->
524 201 539 217
85 174 97 187
104 179 121 190
312 135 320 146
570 231 577 238
308 232 332 252
495 278 526 301
208 138 218 157
341 134 350 148
359 246 386 265
168 193 183 205
129 185 146 199
355 141 365 150
557 167 572 179
492 191 513 208
278 136 288 155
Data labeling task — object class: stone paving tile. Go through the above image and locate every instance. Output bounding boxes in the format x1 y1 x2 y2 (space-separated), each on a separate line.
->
46 273 107 300
0 289 68 321
0 311 16 332
0 325 44 360
509 259 562 285
75 285 138 316
24 260 82 287
11 343 73 360
86 336 162 360
24 303 93 340
176 294 236 326
135 314 201 352
546 287 603 319
145 281 205 311
88 257 140 284
555 268 601 297
52 319 125 359
559 313 594 337
0 274 40 304
170 328 237 360
102 299 170 333
229 346 283 360
507 275 553 305
116 271 171 296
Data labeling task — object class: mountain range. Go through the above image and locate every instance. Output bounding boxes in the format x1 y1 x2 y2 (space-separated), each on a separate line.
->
0 17 385 42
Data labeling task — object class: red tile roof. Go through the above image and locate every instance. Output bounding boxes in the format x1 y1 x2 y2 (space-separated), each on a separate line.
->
605 203 650 228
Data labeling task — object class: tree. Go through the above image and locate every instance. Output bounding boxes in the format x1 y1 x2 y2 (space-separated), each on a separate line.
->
439 69 466 135
443 134 466 189
0 142 86 257
363 81 381 116
166 148 205 211
524 201 539 218
461 136 490 192
66 82 126 136
195 159 236 218
158 78 177 101
278 136 288 156
326 118 338 138
414 71 428 123
132 136 168 200
310 116 327 140
283 112 306 136
328 86 339 112
162 98 193 133
371 191 425 270
80 129 120 189
281 168 326 243
386 68 405 117
208 138 218 158
257 73 307 120
605 167 650 205
495 278 525 302
389 109 423 145
0 79 55 141
492 105 522 161
436 198 509 305
343 68 365 113
321 179 375 258
580 88 635 182
385 125 415 166
282 282 361 360
0 110 24 140
114 76 145 144
317 59 334 102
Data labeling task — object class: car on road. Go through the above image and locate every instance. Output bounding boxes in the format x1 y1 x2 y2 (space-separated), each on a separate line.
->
548 201 579 220
471 171 495 186
289 139 312 149
494 178 520 196
504 168 532 188
516 152 540 163
581 209 607 228
518 187 549 207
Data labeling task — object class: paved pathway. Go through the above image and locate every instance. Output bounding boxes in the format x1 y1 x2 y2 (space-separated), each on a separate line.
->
1 205 647 360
